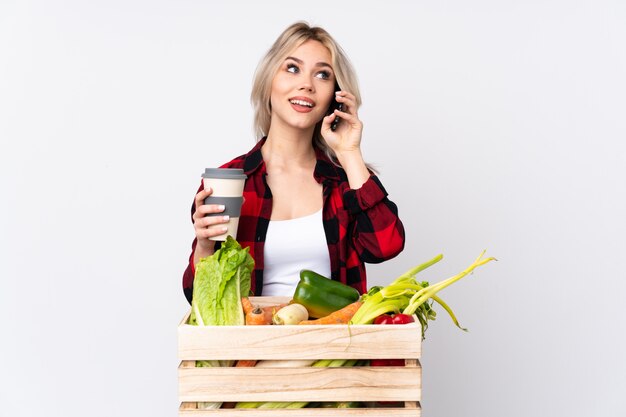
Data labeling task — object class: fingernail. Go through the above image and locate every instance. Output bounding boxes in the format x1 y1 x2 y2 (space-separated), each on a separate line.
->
218 205 225 211
223 215 230 221
221 226 228 232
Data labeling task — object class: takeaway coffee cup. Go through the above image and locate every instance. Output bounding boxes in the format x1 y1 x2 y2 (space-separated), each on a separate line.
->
202 168 247 241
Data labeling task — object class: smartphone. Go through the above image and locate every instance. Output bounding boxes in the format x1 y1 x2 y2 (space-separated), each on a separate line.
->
329 83 343 131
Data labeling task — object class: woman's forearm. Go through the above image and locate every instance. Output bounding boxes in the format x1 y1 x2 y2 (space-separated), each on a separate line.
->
336 149 370 189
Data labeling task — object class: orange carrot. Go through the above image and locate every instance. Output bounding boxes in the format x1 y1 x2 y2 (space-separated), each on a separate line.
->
243 298 288 325
298 301 363 325
235 360 257 367
245 307 271 325
241 297 255 315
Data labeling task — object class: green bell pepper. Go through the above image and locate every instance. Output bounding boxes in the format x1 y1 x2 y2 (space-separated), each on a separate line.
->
292 270 361 318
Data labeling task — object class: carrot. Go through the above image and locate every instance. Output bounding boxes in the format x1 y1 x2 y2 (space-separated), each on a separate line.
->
235 360 257 367
243 298 288 325
241 297 255 315
298 301 363 325
245 307 270 325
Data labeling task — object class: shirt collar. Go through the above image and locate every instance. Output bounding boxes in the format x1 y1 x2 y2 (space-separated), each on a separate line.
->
242 138 266 175
242 137 343 182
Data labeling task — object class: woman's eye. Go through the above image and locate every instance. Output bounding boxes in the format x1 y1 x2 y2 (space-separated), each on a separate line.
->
287 64 299 73
316 71 331 80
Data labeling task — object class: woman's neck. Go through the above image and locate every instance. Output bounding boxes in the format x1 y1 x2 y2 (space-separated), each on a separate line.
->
263 125 317 168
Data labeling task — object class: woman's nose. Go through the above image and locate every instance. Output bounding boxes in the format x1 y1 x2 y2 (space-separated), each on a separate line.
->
299 79 314 92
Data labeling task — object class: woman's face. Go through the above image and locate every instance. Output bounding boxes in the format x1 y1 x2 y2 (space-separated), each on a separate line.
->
269 40 336 133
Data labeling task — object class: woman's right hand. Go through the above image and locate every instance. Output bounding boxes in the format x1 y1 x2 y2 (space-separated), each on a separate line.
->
192 187 229 261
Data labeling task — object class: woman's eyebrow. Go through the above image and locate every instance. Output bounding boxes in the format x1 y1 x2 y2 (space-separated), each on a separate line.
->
285 56 332 69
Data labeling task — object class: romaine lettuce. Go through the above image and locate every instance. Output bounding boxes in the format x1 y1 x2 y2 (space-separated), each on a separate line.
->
190 236 253 326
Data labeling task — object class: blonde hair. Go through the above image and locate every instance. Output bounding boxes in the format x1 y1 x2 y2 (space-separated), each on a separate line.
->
251 22 362 165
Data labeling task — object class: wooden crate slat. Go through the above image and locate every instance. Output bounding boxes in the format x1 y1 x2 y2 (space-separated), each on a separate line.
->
180 361 198 409
249 296 291 307
178 323 421 360
179 404 421 416
179 366 421 402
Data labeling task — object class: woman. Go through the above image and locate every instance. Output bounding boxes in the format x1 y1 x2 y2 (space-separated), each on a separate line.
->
182 22 405 303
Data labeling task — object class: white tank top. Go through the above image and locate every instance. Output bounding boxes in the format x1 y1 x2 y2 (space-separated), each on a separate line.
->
262 209 331 296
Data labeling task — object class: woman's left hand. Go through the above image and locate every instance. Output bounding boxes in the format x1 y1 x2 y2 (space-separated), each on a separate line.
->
321 91 363 156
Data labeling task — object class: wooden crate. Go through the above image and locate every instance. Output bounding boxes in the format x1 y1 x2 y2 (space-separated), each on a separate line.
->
178 296 422 416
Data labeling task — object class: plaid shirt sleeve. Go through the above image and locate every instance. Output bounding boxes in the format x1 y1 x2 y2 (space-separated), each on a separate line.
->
343 174 405 263
324 173 405 295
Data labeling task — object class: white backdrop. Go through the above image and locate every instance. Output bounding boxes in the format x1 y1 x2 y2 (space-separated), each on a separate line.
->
1 1 625 416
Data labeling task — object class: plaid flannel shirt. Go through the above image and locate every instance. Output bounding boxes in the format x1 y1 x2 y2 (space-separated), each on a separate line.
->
183 138 405 303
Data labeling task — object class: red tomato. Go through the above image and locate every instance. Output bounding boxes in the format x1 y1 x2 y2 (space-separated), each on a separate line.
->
373 314 394 325
371 314 412 368
371 359 405 366
391 314 415 324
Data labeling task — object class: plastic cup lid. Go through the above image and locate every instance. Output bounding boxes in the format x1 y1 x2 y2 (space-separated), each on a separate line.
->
202 168 247 180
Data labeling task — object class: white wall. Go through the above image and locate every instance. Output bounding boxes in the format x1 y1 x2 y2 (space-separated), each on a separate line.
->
1 1 624 416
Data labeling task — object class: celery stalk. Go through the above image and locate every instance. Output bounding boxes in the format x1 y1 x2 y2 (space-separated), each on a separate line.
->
258 402 308 409
352 297 409 325
350 251 495 337
312 359 333 367
197 402 222 409
235 252 495 410
394 254 443 281
430 294 466 331
285 402 309 408
235 402 264 409
403 251 496 316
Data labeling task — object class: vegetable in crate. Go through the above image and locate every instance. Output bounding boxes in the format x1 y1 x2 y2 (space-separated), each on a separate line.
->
245 307 273 325
272 304 308 325
373 313 415 326
298 301 362 325
234 251 495 411
373 312 421 368
242 297 287 325
190 236 254 326
315 402 363 408
293 269 360 318
350 251 496 339
371 313 415 366
189 237 254 409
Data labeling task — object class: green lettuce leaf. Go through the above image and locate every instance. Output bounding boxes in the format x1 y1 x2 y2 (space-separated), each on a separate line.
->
190 236 253 326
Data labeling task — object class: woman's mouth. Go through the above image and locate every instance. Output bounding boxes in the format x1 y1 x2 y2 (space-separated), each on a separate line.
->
289 97 315 113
